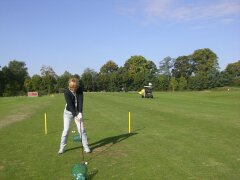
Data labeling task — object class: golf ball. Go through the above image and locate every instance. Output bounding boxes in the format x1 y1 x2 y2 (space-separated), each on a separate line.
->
84 162 88 165
72 130 76 133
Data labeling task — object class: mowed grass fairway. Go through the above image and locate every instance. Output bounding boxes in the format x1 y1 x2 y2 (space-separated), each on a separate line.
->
0 90 240 179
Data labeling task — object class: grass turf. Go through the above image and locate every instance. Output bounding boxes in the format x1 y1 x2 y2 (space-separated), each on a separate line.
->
0 90 240 179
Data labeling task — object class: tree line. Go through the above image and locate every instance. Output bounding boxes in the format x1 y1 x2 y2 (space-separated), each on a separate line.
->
0 48 239 96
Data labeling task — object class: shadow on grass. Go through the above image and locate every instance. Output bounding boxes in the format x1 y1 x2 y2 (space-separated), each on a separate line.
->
85 132 138 164
66 132 139 153
89 132 138 151
65 146 81 152
87 169 98 180
65 126 145 153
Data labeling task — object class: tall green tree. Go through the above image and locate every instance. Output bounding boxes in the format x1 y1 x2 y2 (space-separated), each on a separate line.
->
40 65 57 95
159 56 175 78
109 72 119 91
146 60 158 85
207 69 223 88
172 55 193 79
124 56 157 90
170 77 178 91
159 57 175 90
188 72 208 90
225 60 240 86
0 66 4 96
24 77 32 92
99 60 119 91
192 48 219 74
178 76 187 91
186 48 220 90
116 67 127 92
1 60 28 96
100 60 118 74
123 56 147 90
225 61 240 77
56 71 72 93
156 75 169 91
31 75 42 92
133 71 145 90
81 68 98 92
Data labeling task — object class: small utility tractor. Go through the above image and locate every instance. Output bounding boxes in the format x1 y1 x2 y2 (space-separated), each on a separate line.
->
138 83 153 98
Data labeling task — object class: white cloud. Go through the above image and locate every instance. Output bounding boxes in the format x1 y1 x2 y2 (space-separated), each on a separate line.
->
143 0 172 17
117 0 240 24
221 18 236 24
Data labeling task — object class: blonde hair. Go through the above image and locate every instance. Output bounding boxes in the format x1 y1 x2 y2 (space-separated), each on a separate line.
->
68 77 79 90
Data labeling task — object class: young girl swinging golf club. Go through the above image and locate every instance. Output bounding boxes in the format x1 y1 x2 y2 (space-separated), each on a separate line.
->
58 77 91 154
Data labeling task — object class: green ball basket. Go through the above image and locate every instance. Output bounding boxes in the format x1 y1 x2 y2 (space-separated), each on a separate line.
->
71 163 88 180
73 135 81 142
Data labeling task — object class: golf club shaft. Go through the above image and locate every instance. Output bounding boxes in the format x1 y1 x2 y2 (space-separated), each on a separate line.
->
79 119 84 162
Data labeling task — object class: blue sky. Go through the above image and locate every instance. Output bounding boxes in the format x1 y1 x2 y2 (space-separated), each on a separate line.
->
1 0 240 76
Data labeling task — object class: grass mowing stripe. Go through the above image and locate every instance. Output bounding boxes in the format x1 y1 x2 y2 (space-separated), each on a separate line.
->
0 96 53 129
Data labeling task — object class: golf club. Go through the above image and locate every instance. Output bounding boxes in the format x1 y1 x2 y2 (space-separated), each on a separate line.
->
71 119 88 180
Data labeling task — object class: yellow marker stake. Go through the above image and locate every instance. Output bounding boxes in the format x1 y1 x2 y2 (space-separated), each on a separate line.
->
44 113 47 135
128 112 131 134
